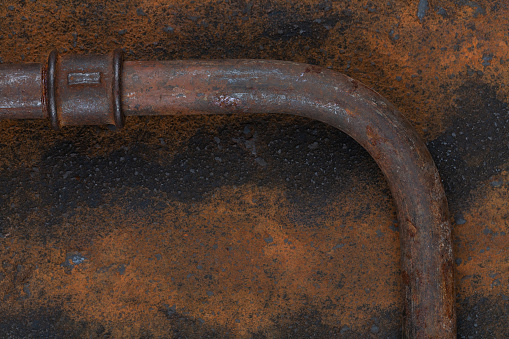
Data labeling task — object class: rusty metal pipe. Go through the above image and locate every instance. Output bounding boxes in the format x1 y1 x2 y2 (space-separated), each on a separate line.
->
0 63 46 119
0 52 455 338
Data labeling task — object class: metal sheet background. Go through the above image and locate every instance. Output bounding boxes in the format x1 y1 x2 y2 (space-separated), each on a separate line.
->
0 1 507 337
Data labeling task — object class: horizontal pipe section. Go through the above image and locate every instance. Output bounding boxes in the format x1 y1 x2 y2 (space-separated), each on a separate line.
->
0 63 46 119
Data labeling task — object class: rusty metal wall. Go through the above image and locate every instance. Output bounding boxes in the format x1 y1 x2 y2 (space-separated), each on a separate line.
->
0 0 507 338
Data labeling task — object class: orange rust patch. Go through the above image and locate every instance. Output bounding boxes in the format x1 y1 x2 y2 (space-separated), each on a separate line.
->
366 124 389 147
0 183 402 337
454 170 509 299
304 65 323 74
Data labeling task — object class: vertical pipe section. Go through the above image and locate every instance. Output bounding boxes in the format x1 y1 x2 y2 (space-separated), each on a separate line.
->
0 63 46 120
122 60 456 338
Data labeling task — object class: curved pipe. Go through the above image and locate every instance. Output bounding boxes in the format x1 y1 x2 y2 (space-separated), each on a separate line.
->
122 60 455 338
0 56 455 338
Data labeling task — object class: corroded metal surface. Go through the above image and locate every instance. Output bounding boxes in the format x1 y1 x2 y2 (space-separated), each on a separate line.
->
122 59 456 337
47 50 124 128
0 55 456 337
0 63 45 119
0 1 508 338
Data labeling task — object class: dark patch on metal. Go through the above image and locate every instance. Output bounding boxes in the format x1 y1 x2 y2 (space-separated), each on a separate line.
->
158 307 230 338
0 117 383 245
263 8 352 45
252 307 402 338
0 307 89 338
428 82 509 212
457 295 509 338
417 0 429 21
